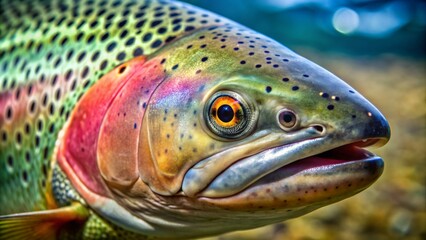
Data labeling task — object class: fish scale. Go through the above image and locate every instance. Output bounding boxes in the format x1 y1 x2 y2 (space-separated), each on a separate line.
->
0 0 390 239
0 0 225 214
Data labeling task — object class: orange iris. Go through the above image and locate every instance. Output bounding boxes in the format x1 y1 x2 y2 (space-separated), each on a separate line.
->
210 96 243 128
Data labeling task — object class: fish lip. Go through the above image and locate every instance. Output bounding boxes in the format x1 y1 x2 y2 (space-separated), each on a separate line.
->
189 137 385 198
195 154 384 213
182 126 325 197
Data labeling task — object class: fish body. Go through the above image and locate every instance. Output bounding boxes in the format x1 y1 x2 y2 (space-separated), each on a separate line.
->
0 0 390 239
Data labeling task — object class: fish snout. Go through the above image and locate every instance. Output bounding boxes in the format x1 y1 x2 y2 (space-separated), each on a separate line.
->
361 107 390 147
347 97 391 148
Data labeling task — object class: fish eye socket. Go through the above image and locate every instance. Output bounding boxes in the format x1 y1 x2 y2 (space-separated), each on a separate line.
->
277 109 298 130
205 91 255 139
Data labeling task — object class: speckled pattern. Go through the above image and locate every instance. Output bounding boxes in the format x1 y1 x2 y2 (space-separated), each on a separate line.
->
0 0 228 214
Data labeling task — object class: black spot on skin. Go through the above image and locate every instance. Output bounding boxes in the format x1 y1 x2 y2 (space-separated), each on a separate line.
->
292 86 299 91
172 64 179 70
185 26 195 32
255 64 262 68
352 115 357 119
143 33 152 42
22 171 28 183
322 93 329 98
150 20 162 28
327 104 335 110
265 86 272 93
125 37 135 46
16 132 22 144
151 39 162 48
7 155 13 168
201 57 208 62
118 66 126 74
107 42 117 52
5 106 12 119
240 60 246 64
282 77 289 82
133 47 143 57
1 131 7 142
303 74 309 78
134 123 137 129
136 19 146 28
173 24 182 32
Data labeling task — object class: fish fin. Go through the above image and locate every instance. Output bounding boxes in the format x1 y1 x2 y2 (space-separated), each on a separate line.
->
0 202 89 240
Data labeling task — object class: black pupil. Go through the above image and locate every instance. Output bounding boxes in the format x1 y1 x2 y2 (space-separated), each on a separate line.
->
282 112 294 123
217 105 234 122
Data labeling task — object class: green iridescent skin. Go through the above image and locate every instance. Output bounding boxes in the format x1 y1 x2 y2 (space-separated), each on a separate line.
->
0 0 228 236
0 0 390 239
0 0 217 207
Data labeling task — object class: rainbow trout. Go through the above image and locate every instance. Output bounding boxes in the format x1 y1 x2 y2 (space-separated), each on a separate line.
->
0 0 390 239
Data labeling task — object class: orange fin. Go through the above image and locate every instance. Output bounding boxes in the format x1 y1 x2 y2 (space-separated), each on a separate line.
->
0 202 89 240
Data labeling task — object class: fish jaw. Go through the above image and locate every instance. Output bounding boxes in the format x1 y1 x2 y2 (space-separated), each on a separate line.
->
194 144 384 210
181 119 389 207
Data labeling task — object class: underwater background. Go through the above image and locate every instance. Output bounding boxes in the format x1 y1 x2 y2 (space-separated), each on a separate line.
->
181 0 426 239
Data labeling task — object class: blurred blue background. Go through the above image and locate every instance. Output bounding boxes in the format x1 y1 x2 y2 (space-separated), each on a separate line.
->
182 0 426 58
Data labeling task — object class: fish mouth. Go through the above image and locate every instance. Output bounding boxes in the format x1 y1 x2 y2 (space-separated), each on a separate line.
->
182 136 387 200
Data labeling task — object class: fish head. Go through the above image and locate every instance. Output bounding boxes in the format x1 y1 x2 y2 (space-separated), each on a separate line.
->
122 26 389 235
61 26 390 238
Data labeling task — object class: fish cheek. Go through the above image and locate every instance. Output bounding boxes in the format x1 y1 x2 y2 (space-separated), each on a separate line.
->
137 76 220 195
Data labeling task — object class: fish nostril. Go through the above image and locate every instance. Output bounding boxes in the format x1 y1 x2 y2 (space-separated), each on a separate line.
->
312 125 325 134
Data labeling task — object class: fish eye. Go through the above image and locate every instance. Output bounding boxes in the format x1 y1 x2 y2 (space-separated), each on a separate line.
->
277 109 298 130
205 91 256 139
